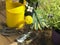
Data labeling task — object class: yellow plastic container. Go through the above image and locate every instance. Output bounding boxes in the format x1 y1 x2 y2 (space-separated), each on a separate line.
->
6 0 25 29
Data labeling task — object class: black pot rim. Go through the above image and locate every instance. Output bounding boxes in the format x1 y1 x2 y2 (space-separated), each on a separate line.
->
52 27 60 34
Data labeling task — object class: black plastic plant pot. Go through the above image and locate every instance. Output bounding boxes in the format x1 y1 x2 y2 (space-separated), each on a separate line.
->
52 29 60 45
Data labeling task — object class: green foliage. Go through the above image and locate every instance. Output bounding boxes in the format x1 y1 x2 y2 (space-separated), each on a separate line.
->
32 8 48 30
32 0 60 30
39 0 60 30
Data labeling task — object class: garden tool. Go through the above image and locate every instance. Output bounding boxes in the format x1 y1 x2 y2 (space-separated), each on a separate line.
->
15 31 39 45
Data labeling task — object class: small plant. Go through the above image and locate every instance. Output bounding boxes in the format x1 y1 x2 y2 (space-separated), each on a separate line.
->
32 8 48 30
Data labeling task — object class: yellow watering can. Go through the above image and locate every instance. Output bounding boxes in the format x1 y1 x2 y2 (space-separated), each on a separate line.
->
6 0 33 29
6 0 25 29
